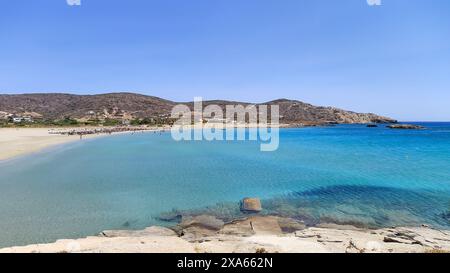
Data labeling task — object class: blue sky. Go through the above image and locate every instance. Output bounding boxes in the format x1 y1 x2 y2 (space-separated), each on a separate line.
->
0 0 449 120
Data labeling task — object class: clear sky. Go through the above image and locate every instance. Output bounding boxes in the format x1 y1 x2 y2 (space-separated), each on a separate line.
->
1 0 449 121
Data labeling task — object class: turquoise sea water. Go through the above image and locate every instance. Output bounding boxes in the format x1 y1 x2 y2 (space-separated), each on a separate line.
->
0 123 450 247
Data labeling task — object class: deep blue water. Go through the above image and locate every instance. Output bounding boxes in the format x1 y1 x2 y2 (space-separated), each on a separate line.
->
0 123 450 247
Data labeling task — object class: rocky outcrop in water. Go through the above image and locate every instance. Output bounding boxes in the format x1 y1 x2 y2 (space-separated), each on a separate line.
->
240 198 262 213
388 124 426 130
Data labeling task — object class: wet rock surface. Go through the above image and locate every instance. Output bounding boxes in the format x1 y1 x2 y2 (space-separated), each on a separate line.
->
174 215 225 240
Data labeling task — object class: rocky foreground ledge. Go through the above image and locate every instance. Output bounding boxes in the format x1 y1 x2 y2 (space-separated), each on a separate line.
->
1 216 450 253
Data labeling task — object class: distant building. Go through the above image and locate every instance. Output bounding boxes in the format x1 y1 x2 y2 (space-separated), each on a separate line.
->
11 116 34 123
204 118 227 124
23 117 33 122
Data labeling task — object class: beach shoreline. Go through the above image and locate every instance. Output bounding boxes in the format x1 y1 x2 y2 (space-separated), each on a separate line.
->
0 126 169 161
0 124 289 161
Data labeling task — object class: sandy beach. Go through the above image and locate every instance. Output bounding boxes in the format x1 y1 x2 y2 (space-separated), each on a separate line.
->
0 127 168 161
0 128 96 161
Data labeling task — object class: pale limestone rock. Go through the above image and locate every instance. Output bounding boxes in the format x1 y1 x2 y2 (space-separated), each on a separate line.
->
1 217 449 253
100 226 177 238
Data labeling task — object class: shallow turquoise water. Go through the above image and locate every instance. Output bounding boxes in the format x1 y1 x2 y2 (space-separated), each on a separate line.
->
0 123 450 247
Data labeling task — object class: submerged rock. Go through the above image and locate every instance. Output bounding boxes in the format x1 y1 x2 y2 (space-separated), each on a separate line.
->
276 217 307 233
220 216 283 236
441 211 450 222
367 124 378 128
240 198 262 213
157 209 183 223
175 215 225 240
387 124 425 130
179 215 225 231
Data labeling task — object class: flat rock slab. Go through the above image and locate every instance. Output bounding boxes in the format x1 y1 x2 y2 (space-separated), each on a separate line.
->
177 215 226 240
221 216 283 236
0 236 196 253
100 226 177 238
180 215 225 231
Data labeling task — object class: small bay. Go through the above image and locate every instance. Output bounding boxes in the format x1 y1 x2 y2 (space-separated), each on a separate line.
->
1 123 450 248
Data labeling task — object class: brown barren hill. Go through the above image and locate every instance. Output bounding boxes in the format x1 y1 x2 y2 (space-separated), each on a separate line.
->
0 93 396 124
